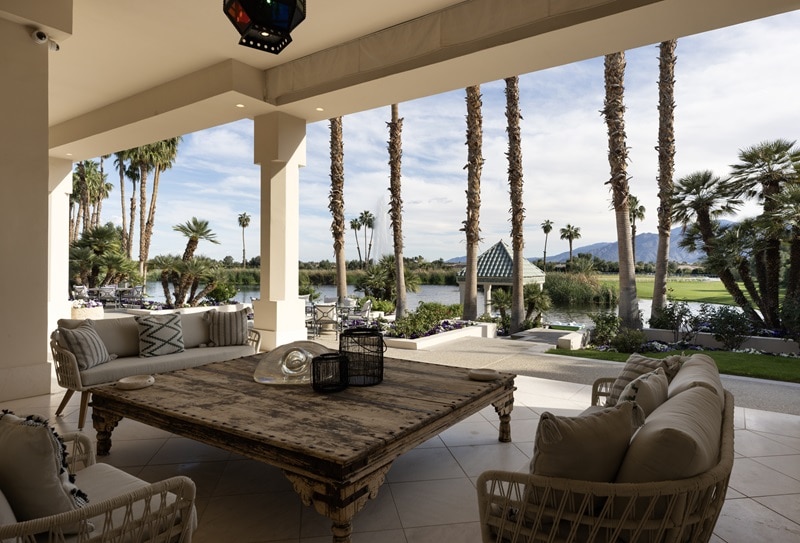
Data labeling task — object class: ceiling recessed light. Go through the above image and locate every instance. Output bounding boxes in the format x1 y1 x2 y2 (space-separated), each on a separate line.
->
235 103 245 108
65 153 73 157
315 107 324 112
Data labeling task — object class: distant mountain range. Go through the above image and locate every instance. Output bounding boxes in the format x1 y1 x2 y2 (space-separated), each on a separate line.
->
447 226 704 265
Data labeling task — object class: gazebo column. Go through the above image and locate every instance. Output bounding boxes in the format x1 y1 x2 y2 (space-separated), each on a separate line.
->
252 112 307 350
484 284 493 316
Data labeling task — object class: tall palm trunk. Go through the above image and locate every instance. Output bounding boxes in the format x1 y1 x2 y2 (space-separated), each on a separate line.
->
388 104 407 317
505 76 525 333
463 85 483 320
127 185 137 260
652 40 677 320
138 165 149 277
329 117 348 301
603 51 640 329
117 158 128 254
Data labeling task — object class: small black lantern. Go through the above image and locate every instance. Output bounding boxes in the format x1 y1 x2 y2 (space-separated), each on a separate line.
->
312 352 349 393
223 0 306 54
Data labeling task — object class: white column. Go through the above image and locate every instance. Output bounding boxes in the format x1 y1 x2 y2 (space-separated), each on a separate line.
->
252 112 307 350
484 284 493 316
0 17 53 400
49 158 73 333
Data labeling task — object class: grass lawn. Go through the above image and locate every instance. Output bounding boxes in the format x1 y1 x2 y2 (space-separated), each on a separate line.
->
598 275 738 305
548 348 800 383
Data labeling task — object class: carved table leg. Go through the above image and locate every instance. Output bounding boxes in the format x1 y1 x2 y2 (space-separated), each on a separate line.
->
284 464 391 543
493 391 515 443
91 408 122 456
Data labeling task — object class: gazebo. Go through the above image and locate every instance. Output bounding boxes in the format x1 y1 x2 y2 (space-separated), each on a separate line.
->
457 240 545 316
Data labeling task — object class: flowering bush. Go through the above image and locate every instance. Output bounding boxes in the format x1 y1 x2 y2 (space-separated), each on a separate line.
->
71 299 102 308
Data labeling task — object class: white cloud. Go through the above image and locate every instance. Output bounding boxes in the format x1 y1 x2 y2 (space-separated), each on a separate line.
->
96 11 800 263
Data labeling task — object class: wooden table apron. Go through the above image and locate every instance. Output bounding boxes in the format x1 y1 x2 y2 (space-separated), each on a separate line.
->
90 356 516 543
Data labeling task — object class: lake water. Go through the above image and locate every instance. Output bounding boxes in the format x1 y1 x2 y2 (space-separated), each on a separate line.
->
145 281 702 327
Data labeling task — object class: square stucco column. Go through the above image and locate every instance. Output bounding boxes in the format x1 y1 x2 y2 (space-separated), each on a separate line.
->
252 112 307 350
49 159 73 332
0 18 54 401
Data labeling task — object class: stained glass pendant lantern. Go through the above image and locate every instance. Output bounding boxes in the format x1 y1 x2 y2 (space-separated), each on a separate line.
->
223 0 306 54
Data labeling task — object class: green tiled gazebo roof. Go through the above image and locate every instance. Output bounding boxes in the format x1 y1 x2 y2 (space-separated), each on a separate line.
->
457 240 545 285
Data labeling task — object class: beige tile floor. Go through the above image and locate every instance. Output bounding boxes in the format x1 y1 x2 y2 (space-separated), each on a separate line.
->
4 339 799 543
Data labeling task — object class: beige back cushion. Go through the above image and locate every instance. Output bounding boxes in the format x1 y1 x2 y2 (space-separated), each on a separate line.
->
607 353 686 406
58 317 140 358
179 311 212 348
618 367 669 417
668 353 725 406
616 386 723 483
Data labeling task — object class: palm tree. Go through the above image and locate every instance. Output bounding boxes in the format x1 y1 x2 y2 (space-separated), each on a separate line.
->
505 76 525 334
328 117 348 301
113 150 130 253
523 283 551 326
172 218 220 305
141 137 181 279
540 219 553 270
72 224 121 287
387 104 407 317
349 218 363 266
237 212 250 269
149 253 181 306
652 39 677 321
628 195 646 265
602 51 640 329
559 224 581 267
730 139 800 327
462 85 483 321
359 210 375 266
671 170 763 326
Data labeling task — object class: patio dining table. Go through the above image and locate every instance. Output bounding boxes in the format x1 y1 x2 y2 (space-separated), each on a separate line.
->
90 354 516 542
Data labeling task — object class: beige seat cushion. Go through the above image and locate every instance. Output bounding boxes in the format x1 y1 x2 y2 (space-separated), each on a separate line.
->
668 353 725 406
616 386 723 483
618 367 668 417
531 401 643 482
607 353 686 406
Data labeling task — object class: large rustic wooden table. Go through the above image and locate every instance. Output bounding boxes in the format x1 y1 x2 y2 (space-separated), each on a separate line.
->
90 355 516 542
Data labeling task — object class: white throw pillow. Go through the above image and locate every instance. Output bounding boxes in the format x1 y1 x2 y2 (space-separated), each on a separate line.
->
618 367 669 417
136 313 185 357
0 412 88 528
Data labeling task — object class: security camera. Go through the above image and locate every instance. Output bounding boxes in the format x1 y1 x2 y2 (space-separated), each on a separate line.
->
48 40 60 52
31 29 48 44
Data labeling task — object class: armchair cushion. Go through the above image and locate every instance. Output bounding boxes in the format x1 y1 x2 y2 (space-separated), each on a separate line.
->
206 308 249 346
607 353 685 406
616 386 723 483
56 320 113 370
618 367 668 417
531 401 643 482
57 317 140 358
668 353 725 406
0 488 16 526
136 313 185 357
0 412 88 528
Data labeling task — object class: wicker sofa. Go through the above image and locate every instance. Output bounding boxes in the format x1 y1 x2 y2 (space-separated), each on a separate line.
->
477 353 734 543
51 309 261 430
0 425 196 542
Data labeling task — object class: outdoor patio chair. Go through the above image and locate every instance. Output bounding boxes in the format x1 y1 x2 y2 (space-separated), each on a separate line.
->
96 285 118 308
71 284 89 300
119 285 144 307
346 299 372 325
0 425 197 542
305 304 318 338
315 303 340 338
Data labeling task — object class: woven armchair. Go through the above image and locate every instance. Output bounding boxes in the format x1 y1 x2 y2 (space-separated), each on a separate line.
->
0 432 196 542
477 390 734 543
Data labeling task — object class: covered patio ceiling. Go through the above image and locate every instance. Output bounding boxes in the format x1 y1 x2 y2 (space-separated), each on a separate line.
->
26 0 800 161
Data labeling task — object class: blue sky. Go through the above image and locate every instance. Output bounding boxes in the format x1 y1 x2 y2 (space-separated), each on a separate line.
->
97 10 800 264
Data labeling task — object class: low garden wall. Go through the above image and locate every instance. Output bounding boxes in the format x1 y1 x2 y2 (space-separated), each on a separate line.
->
643 328 799 355
383 322 497 350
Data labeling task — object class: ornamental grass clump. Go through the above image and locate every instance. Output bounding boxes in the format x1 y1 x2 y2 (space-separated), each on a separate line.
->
385 302 468 339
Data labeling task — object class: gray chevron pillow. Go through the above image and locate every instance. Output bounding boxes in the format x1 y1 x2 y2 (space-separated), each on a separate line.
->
136 313 184 357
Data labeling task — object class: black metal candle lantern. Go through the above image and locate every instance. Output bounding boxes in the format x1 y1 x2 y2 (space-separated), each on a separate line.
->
311 352 348 393
339 328 385 386
223 0 306 54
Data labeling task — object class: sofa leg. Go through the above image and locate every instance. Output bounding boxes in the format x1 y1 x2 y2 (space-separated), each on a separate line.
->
78 392 91 431
55 389 75 417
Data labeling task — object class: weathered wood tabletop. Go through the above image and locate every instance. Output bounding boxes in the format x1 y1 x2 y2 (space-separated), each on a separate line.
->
90 354 516 543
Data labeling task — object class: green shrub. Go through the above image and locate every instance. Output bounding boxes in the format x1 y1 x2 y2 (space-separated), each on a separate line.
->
590 311 621 346
701 305 752 350
389 302 462 338
610 328 646 353
204 282 238 304
544 272 618 307
649 301 699 344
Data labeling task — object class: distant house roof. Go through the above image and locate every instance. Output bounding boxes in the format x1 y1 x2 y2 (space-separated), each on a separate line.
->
457 240 545 285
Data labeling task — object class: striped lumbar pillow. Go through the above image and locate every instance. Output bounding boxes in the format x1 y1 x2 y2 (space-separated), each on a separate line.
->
57 320 113 370
205 308 249 346
136 313 184 357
